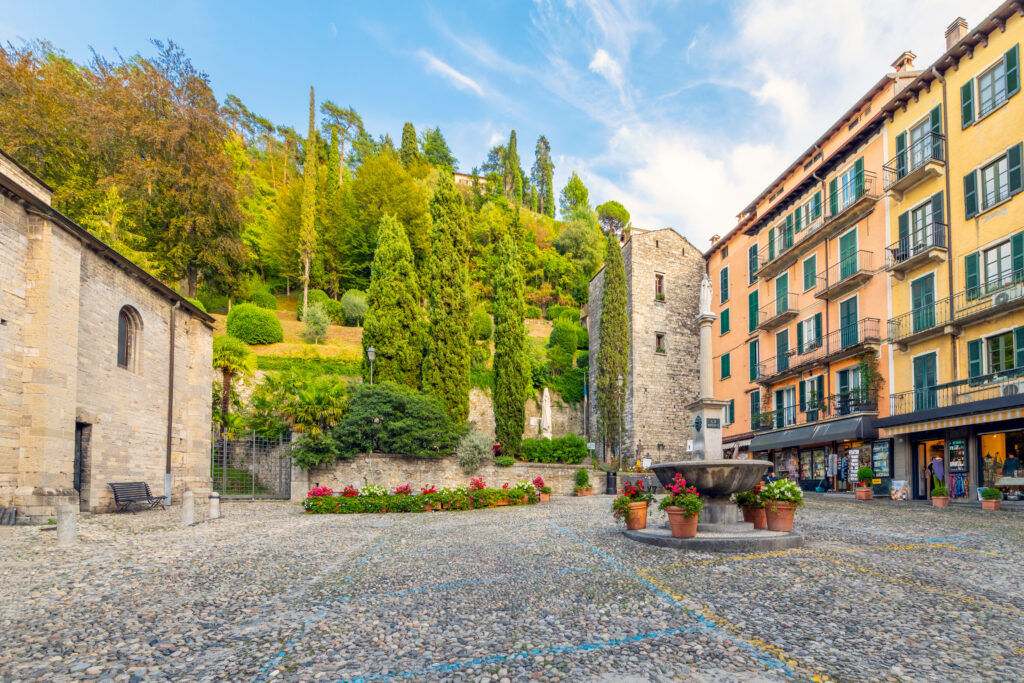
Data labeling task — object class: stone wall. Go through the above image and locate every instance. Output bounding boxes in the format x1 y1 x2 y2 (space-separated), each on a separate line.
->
467 387 583 440
589 229 704 465
291 453 604 501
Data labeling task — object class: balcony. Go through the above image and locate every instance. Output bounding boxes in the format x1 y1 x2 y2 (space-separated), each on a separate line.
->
814 250 878 300
754 231 797 280
952 274 1024 328
753 392 878 433
756 318 881 384
824 170 881 234
889 369 1024 418
756 292 798 331
887 295 953 350
885 223 948 281
882 133 945 201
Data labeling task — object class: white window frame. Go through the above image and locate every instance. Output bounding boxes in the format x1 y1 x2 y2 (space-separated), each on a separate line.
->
983 239 1012 289
802 374 825 409
978 58 1008 117
798 314 821 353
980 154 1010 210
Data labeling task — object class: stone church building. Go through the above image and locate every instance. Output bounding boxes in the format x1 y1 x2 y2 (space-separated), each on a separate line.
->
587 228 705 464
0 150 213 521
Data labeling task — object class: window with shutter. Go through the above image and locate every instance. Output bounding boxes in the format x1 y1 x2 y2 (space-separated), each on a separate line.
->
749 340 759 381
720 308 730 334
961 79 975 128
748 244 758 283
721 352 731 379
750 390 761 430
964 171 978 219
1008 142 1023 196
1007 44 1020 97
965 252 981 301
748 291 759 332
720 266 729 303
802 255 817 291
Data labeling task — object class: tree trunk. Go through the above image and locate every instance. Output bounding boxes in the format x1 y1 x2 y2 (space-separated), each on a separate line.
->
227 295 232 313
339 136 345 186
221 368 231 434
285 277 290 296
302 256 311 322
183 267 199 298
268 136 277 190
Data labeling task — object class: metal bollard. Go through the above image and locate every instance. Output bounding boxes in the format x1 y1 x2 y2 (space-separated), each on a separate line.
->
605 470 618 495
182 490 195 526
208 491 220 520
57 503 77 548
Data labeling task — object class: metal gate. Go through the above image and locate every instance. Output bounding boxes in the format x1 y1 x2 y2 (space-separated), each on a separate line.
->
211 432 292 499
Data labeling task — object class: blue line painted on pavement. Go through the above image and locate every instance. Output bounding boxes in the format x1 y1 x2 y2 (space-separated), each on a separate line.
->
805 522 996 553
253 537 387 682
337 567 596 601
389 540 558 556
342 626 701 682
545 522 801 679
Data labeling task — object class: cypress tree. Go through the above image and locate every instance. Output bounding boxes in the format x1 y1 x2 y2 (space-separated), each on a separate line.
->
422 173 471 423
503 130 521 201
597 233 629 460
492 232 529 456
362 214 424 388
299 86 318 319
400 122 420 168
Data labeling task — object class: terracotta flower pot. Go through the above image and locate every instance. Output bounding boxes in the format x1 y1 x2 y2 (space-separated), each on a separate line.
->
520 496 529 505
625 501 648 530
765 502 796 532
539 493 550 503
855 486 873 500
982 498 1001 510
744 506 767 530
577 488 593 497
931 496 949 507
665 506 698 538
495 499 509 506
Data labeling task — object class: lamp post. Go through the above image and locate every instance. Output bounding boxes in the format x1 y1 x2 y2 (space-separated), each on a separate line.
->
367 346 376 385
617 374 624 471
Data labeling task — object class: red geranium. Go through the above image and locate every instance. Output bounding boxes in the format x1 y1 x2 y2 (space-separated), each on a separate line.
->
393 484 412 496
420 485 437 495
469 477 486 491
342 485 360 497
532 476 545 491
307 486 334 498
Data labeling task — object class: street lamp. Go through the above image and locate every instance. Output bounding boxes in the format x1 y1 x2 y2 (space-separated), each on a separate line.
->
617 374 624 471
367 346 376 385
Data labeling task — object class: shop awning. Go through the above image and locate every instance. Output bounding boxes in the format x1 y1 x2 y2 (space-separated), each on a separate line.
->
810 416 877 442
749 426 817 451
879 407 1024 436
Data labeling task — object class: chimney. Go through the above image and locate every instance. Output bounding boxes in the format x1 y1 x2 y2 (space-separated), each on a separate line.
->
891 51 916 73
946 17 968 50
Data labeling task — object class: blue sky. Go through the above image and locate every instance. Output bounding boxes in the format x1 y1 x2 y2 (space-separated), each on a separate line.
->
2 1 988 248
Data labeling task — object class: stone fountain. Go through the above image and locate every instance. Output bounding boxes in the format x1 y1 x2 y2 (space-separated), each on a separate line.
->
623 274 803 552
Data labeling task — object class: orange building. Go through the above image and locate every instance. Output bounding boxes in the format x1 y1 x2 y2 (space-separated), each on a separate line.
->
706 57 919 490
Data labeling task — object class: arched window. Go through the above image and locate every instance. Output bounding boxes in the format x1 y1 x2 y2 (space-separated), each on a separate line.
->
117 306 141 371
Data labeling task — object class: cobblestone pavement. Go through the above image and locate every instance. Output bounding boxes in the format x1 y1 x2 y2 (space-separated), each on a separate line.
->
2 495 1023 682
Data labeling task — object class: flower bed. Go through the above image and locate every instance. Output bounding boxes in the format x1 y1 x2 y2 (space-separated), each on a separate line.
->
302 478 539 514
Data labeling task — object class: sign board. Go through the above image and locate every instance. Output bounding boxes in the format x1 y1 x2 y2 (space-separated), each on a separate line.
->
871 478 881 485
871 440 892 478
890 480 908 500
706 418 721 429
642 458 652 469
686 439 694 453
847 450 859 482
587 442 596 450
529 417 539 426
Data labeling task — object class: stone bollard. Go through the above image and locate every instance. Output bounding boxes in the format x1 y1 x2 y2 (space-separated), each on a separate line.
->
208 492 221 520
182 490 195 526
57 503 77 548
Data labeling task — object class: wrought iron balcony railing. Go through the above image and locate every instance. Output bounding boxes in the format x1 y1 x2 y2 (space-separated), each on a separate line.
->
757 318 881 383
756 291 798 331
815 250 878 300
885 222 947 273
953 271 1024 326
882 132 945 197
889 368 1024 417
753 391 878 432
887 294 952 345
824 170 881 230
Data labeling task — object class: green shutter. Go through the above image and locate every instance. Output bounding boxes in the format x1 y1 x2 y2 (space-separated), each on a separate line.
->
794 205 803 232
895 131 907 177
931 192 944 226
964 171 978 219
720 308 730 334
1015 327 1024 369
799 380 807 412
816 375 824 404
961 79 975 128
749 340 758 381
828 177 838 216
966 252 980 301
1007 44 1020 97
1008 142 1023 195
749 245 758 280
897 211 909 254
784 214 794 248
968 338 983 378
720 267 728 302
803 256 816 291
814 312 822 340
768 227 776 261
854 158 864 197
929 106 943 159
796 320 804 352
1013 231 1024 283
728 400 735 424
748 290 759 332
813 191 822 218
721 352 731 379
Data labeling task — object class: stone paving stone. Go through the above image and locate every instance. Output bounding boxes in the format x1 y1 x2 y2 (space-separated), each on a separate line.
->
1 495 1022 682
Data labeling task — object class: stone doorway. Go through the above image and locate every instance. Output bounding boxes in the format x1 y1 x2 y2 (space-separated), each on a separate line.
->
74 422 91 511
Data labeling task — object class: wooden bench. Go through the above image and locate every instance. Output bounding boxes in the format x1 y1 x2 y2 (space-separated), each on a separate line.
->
109 482 166 514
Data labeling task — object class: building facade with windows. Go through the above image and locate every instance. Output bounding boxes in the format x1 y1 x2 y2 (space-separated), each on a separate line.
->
0 150 213 521
707 57 913 489
877 4 1024 502
587 228 705 465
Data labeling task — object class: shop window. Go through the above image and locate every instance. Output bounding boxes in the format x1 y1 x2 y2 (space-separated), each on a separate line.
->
980 432 1024 488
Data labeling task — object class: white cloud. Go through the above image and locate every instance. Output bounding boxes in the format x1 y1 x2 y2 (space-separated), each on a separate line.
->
417 50 485 97
329 22 338 37
588 48 624 91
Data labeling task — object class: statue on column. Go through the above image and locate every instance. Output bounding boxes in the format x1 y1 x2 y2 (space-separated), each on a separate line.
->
699 273 713 315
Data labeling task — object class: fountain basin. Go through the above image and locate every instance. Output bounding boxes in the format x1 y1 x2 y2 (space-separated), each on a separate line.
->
651 459 771 497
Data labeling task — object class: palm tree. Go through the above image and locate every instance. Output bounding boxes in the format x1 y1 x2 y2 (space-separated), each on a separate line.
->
213 335 254 433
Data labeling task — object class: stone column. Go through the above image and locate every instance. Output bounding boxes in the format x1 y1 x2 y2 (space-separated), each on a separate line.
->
181 490 194 526
696 313 715 400
56 503 77 548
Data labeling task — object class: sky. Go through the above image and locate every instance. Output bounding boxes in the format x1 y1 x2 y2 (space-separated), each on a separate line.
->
1 0 990 249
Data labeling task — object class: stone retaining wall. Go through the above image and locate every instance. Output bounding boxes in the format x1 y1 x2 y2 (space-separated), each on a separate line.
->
290 453 604 501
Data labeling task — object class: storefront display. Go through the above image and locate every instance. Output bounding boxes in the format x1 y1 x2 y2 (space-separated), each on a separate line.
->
979 431 1024 487
914 439 945 500
772 450 799 482
948 439 968 499
871 440 892 478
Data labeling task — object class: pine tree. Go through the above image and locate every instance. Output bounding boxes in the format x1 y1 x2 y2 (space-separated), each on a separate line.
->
400 122 420 168
529 186 538 212
559 171 590 217
503 130 521 202
492 232 529 456
422 173 471 422
532 135 555 217
596 233 629 460
362 214 424 388
420 126 457 171
320 127 345 296
299 86 318 319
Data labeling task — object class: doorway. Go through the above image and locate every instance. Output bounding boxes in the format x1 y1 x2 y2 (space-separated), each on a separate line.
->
912 438 944 500
74 422 90 510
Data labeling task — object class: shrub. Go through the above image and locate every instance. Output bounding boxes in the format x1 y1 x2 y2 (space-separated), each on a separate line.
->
549 318 578 356
546 305 580 324
576 351 589 369
197 289 228 314
226 303 284 344
296 289 329 320
255 356 361 375
547 347 574 375
524 304 543 319
457 431 492 474
520 437 553 462
303 302 330 343
291 433 343 470
520 435 588 464
857 466 874 484
249 290 278 310
186 297 207 313
469 308 493 341
495 455 515 467
340 289 368 326
576 324 589 349
981 487 1003 500
470 342 491 372
331 383 465 459
575 468 590 488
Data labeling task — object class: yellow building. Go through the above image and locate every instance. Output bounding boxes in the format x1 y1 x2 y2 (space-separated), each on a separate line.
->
877 3 1024 501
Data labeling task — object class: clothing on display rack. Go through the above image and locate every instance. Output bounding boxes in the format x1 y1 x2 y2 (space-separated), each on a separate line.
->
951 472 968 499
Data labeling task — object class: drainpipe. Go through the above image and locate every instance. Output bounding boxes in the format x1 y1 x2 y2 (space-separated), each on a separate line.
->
812 170 832 398
933 66 957 382
165 300 181 506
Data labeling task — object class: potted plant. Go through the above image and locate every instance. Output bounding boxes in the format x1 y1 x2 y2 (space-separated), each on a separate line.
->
611 479 654 530
981 487 1002 511
733 484 766 529
856 466 874 500
761 479 804 532
931 478 949 507
533 476 551 502
574 468 593 496
658 473 702 538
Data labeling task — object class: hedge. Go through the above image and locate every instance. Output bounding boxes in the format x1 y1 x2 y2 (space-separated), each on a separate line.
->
518 434 588 464
296 289 330 320
249 290 278 310
256 355 361 375
525 304 543 319
226 303 284 344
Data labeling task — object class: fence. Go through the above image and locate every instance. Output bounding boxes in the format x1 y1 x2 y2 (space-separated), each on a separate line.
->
210 432 292 499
